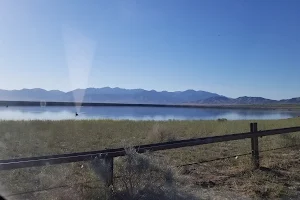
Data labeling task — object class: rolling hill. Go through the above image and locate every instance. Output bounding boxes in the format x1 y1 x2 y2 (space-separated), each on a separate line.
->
193 96 285 105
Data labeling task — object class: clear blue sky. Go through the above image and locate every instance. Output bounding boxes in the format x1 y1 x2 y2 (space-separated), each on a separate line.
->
0 0 300 99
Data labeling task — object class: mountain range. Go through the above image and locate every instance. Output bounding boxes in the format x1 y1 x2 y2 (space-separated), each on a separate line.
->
192 96 300 104
0 87 299 104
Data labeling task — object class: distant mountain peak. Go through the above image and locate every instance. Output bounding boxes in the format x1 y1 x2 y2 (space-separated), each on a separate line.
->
184 89 196 92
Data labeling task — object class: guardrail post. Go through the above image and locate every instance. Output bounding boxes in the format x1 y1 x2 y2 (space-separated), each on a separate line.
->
104 157 114 187
250 123 259 169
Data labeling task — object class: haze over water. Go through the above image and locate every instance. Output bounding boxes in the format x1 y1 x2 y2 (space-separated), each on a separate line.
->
0 106 298 121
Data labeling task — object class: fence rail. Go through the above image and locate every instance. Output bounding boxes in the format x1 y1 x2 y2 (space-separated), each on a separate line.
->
1 123 300 186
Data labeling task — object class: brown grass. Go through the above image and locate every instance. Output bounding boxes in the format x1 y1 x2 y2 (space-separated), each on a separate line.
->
1 118 300 199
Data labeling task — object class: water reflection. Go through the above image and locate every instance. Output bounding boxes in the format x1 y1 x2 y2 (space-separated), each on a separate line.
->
0 106 298 121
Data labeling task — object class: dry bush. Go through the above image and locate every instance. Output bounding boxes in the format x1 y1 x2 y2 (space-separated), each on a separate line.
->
90 148 201 200
148 123 177 143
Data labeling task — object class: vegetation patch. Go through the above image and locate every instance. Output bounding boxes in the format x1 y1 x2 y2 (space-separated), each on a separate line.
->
1 119 300 199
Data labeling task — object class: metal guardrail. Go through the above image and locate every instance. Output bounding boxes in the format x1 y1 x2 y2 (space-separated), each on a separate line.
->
1 123 300 186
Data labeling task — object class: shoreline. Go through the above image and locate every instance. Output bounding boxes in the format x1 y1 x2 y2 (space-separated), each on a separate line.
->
1 100 300 110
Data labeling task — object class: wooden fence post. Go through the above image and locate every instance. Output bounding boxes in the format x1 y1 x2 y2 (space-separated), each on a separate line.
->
104 156 114 187
250 123 259 169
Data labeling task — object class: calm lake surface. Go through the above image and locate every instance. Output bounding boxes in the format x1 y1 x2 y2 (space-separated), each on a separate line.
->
0 106 299 120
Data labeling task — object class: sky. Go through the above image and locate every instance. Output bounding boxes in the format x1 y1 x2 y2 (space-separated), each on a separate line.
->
0 0 300 100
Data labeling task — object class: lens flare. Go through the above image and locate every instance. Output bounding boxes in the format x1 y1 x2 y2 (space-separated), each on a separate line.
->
63 26 96 113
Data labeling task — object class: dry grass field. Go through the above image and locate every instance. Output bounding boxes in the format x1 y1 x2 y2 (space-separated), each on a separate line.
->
1 118 300 199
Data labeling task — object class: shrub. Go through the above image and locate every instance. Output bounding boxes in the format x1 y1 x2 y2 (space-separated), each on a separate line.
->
90 148 200 200
149 124 177 142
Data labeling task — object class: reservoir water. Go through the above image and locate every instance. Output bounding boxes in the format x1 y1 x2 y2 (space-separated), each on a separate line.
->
0 106 299 120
